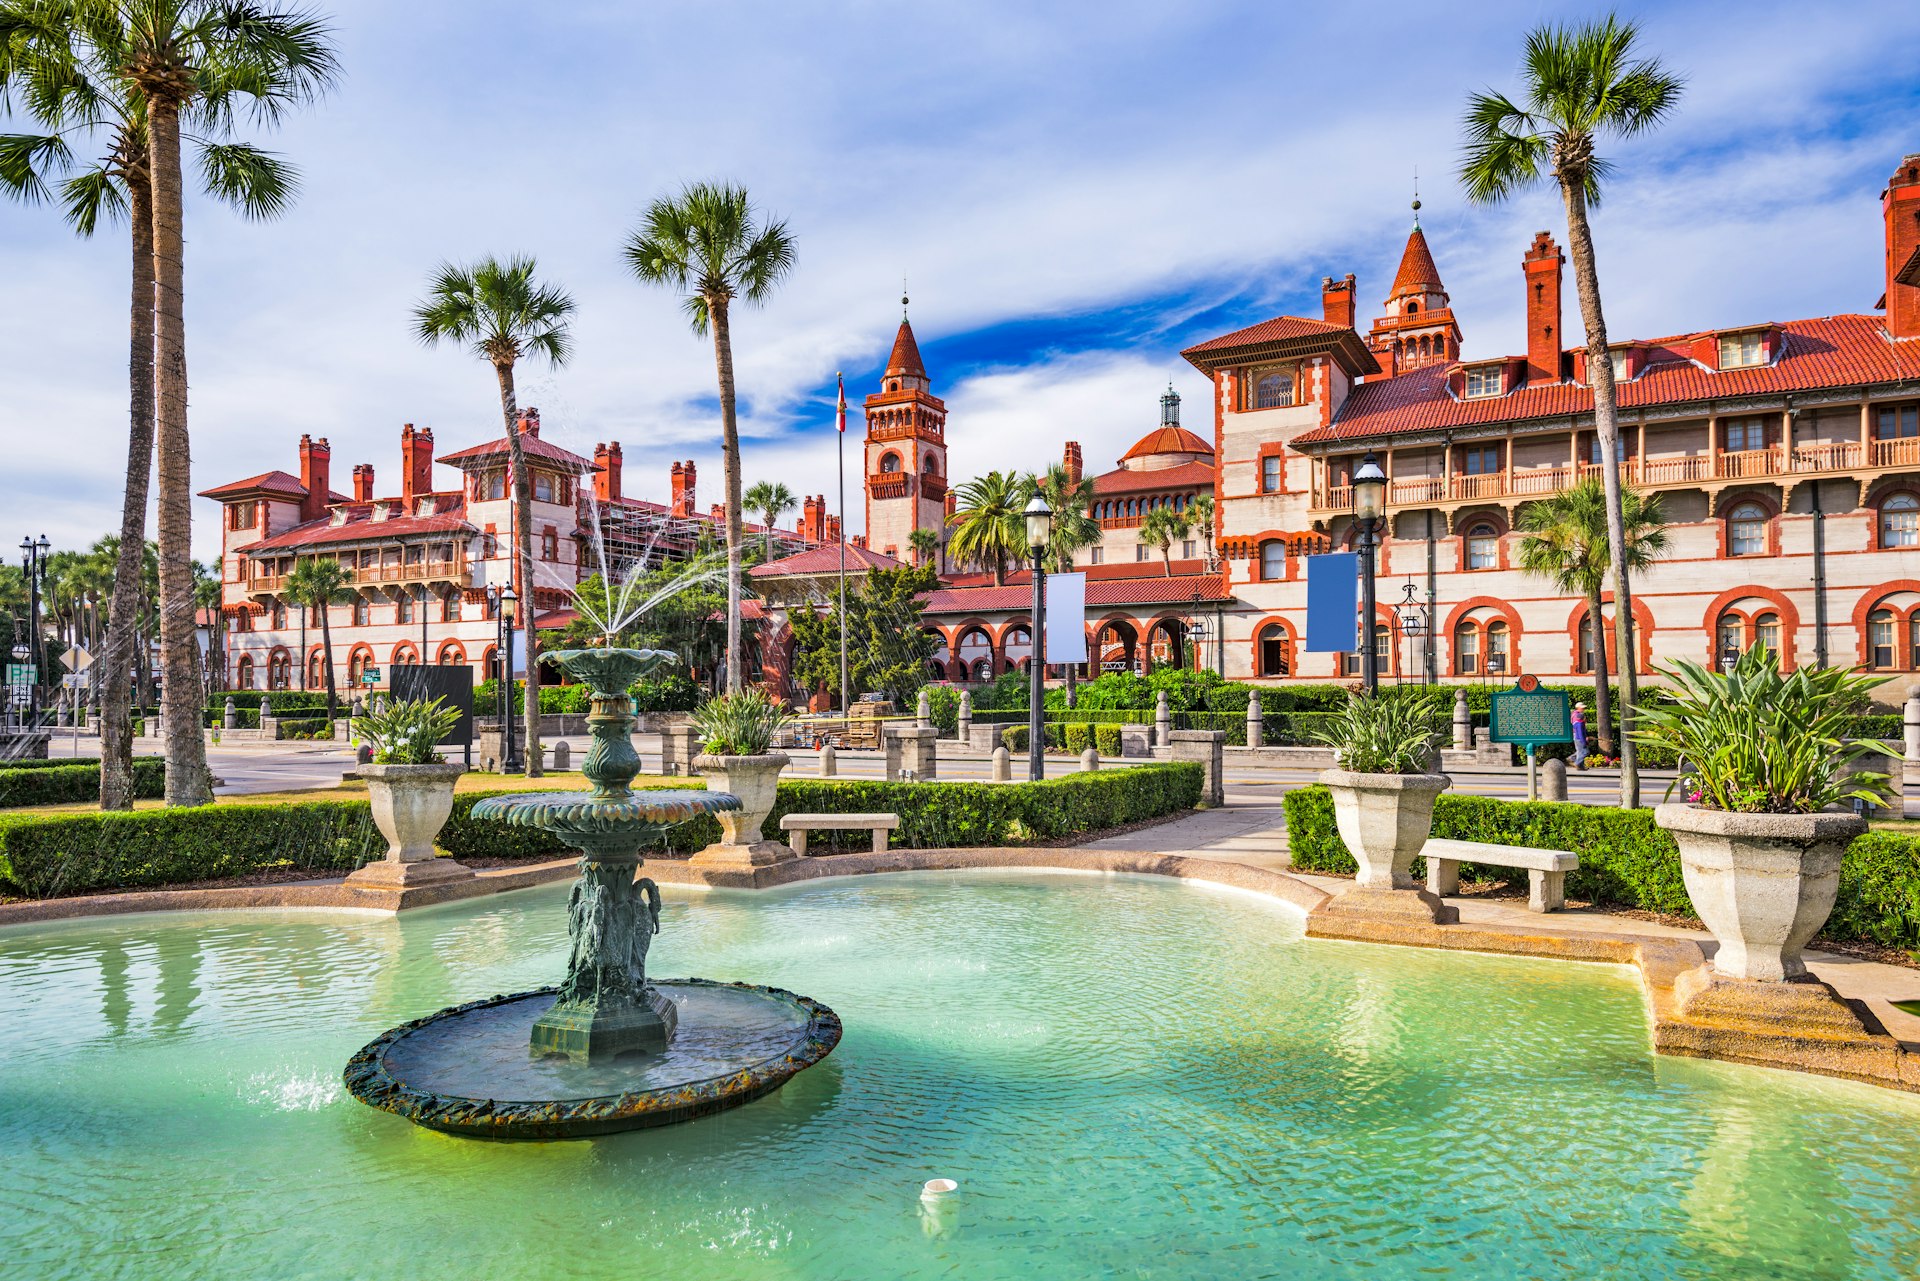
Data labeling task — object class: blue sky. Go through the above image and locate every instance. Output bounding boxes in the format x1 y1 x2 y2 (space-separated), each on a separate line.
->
3 0 1918 560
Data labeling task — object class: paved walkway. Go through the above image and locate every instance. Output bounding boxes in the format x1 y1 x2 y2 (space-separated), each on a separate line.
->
1087 797 1920 1047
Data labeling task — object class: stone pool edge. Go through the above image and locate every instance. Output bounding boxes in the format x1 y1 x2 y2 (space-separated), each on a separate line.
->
6 845 1917 1098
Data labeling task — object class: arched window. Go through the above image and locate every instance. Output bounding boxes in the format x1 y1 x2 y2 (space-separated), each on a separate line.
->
1577 611 1603 674
1454 624 1480 674
234 655 255 690
1755 613 1781 661
1869 608 1896 669
922 454 940 475
439 644 465 666
348 649 371 687
1254 372 1294 409
1487 621 1510 674
1259 540 1285 581
1343 623 1391 678
1727 502 1768 556
1881 493 1920 547
267 651 292 690
879 452 902 473
1716 614 1743 665
1406 301 1420 315
1465 522 1498 570
1910 615 1920 670
1258 624 1290 676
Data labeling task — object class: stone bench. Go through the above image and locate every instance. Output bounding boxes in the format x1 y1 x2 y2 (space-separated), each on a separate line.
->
778 812 899 856
1421 837 1579 913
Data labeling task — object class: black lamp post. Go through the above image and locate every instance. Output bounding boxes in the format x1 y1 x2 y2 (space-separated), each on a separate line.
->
1351 453 1387 695
1023 493 1053 782
19 534 50 726
490 585 521 772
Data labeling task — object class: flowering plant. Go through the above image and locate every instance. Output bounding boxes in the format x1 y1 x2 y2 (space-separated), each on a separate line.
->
353 696 461 765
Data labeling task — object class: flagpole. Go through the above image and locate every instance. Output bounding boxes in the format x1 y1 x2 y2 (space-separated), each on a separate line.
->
836 373 850 718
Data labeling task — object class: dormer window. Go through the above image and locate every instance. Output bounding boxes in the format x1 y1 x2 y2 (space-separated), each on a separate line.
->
1608 350 1631 381
1463 366 1503 398
329 508 348 527
228 501 258 531
417 496 437 517
475 470 506 502
533 472 555 503
1718 330 1766 369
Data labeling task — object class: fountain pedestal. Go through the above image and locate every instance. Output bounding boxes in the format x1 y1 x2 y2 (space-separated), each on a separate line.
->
530 843 678 1061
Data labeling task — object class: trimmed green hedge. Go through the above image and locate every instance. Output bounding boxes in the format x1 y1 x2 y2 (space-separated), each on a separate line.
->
1282 785 1920 949
276 717 334 740
0 764 1204 898
0 759 167 809
0 756 103 771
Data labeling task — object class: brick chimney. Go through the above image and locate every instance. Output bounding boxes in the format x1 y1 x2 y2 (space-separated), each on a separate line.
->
710 502 726 526
1524 231 1565 385
297 434 331 522
670 460 696 518
400 424 434 507
593 442 623 504
826 513 843 543
517 407 540 438
799 495 824 542
1321 272 1357 329
352 464 374 503
1885 154 1920 340
1063 441 1083 485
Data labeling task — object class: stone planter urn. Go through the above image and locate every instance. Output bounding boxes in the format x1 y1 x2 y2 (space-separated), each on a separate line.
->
346 762 473 889
1656 804 1865 983
690 752 792 868
1317 769 1456 923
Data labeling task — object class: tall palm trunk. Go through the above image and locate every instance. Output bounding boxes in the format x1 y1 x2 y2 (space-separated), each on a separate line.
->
318 606 337 722
1560 176 1639 807
1585 584 1614 758
709 297 744 693
493 361 542 774
147 98 212 807
100 167 157 809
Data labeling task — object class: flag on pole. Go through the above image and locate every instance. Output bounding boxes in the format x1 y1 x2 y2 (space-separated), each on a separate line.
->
836 372 846 433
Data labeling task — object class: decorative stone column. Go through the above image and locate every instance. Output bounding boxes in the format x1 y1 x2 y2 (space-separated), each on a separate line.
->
660 717 699 776
1169 729 1225 807
1905 694 1920 765
1155 690 1172 747
886 725 937 781
222 697 238 731
916 688 931 729
817 743 836 777
956 692 972 743
1245 690 1263 747
991 746 1011 781
1452 691 1472 752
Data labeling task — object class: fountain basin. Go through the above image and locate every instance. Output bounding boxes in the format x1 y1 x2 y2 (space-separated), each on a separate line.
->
469 789 739 844
343 978 841 1140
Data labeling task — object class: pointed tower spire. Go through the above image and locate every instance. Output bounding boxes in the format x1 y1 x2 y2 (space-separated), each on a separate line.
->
1366 193 1462 375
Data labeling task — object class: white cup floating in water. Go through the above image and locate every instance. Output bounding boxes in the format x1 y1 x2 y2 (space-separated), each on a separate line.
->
920 1178 959 1202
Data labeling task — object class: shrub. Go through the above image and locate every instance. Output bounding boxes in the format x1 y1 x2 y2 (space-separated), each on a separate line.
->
1095 725 1122 757
1000 724 1066 754
478 674 704 717
277 717 334 741
0 756 103 771
1308 689 1447 773
1829 832 1920 952
0 766 1204 897
922 683 962 735
1063 723 1092 754
354 697 461 764
0 759 167 809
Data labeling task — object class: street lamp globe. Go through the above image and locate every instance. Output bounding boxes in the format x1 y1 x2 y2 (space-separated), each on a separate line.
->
1352 453 1388 522
1023 495 1053 557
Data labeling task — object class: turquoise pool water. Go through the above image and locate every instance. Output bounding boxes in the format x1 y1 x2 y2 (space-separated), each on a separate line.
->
3 871 1917 1280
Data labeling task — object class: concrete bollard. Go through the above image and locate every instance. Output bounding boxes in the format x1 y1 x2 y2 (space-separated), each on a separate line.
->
917 688 932 729
1543 756 1568 802
1245 689 1263 748
356 742 373 766
1452 690 1472 752
991 746 1011 782
818 743 837 777
1905 694 1920 764
1155 689 1171 747
1080 746 1099 772
223 696 238 731
552 740 570 771
260 696 273 720
956 691 972 743
1169 729 1226 808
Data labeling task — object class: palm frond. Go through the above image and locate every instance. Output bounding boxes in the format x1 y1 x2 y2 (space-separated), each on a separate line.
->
0 128 68 201
194 138 295 219
60 160 122 232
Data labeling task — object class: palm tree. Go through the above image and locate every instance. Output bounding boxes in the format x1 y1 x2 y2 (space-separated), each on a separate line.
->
414 255 574 777
1461 14 1683 806
1190 493 1217 568
100 1 337 805
1137 506 1191 577
945 470 1030 586
282 557 353 723
625 182 796 694
906 527 940 568
1 1 307 808
744 479 797 563
1516 478 1667 758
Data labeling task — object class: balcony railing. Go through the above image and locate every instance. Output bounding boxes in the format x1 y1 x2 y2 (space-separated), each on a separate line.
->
867 473 911 500
1309 436 1920 511
249 552 467 594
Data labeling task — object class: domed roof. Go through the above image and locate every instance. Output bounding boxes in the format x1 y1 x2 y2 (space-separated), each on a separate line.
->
1119 424 1213 462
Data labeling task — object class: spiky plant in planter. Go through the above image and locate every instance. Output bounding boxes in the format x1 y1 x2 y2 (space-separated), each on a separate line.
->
1639 647 1889 987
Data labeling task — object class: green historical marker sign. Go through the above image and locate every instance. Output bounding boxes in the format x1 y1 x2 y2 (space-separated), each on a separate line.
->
1488 677 1572 747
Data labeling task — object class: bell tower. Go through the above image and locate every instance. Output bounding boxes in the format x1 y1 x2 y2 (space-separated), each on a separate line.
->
863 297 948 561
1366 199 1463 376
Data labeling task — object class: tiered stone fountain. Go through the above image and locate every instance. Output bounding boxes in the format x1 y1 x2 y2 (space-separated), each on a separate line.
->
343 648 841 1140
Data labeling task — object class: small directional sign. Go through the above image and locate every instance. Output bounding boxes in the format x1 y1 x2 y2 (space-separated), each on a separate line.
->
61 645 93 673
361 667 382 687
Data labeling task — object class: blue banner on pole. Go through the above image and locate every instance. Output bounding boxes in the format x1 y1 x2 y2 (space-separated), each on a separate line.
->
1304 553 1360 652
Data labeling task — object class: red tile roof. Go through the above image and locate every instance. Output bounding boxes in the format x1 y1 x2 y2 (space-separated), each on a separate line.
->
437 433 596 472
749 543 906 578
1389 225 1445 298
886 318 927 379
1119 425 1213 461
1089 460 1216 495
236 503 473 554
920 570 1229 614
1298 314 1920 446
198 470 309 499
1181 314 1381 378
